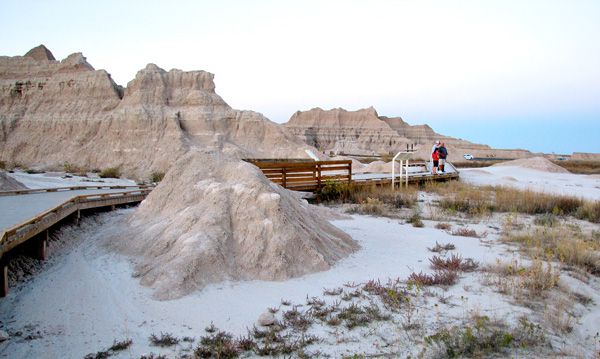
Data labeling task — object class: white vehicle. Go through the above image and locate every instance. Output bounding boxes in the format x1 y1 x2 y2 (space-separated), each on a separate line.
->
463 154 474 160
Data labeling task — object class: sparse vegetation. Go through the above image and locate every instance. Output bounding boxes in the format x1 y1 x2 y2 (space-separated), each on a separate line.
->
407 211 424 227
503 227 600 275
408 270 458 286
109 338 133 351
426 181 600 223
317 181 417 210
0 160 5 170
451 228 481 238
149 332 179 347
195 328 240 358
435 222 452 230
99 167 121 179
484 258 560 298
424 316 545 358
429 254 478 272
551 160 600 174
428 241 456 252
150 171 165 183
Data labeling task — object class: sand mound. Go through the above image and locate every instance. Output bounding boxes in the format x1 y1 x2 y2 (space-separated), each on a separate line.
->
331 156 365 172
492 157 570 173
0 172 27 191
109 151 358 300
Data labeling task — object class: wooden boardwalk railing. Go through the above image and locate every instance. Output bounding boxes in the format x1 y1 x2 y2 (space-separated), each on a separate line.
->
247 160 352 192
0 188 152 296
0 184 153 196
248 159 459 192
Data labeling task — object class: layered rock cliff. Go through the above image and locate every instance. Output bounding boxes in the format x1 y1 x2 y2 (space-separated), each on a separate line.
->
285 107 533 160
0 46 313 178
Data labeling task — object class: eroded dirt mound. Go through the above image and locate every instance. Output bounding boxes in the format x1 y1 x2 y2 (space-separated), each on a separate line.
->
0 172 27 191
109 151 358 300
493 156 570 173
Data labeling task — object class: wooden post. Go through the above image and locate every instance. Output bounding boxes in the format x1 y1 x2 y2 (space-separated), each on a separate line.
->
348 162 352 184
0 260 8 297
75 209 80 225
282 168 287 188
317 164 321 189
36 230 48 261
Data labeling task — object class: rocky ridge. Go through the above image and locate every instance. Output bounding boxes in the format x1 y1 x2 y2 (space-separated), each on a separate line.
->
285 107 534 160
0 46 314 178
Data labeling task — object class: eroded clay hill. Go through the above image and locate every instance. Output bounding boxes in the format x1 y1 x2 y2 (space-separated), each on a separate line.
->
108 150 358 299
0 45 313 178
285 107 533 160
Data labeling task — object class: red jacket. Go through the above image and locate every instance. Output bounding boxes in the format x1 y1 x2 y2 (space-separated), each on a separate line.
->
432 149 439 161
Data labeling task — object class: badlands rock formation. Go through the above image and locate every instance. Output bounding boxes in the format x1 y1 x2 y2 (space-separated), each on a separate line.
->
110 150 358 299
0 46 313 178
285 107 534 161
2 46 358 297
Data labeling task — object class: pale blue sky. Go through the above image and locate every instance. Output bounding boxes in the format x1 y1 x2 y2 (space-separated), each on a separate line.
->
1 0 599 154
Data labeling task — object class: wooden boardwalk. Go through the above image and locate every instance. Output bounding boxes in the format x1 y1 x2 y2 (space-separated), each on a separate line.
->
247 159 459 192
0 185 152 296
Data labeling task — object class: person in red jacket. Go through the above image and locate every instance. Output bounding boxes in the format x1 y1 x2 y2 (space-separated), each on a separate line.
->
431 147 439 174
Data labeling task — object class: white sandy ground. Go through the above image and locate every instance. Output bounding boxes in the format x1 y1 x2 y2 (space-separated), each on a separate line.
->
0 170 599 357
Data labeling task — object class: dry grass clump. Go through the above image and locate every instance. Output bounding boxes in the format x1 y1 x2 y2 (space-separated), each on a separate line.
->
484 258 560 298
99 167 121 179
149 171 165 183
424 316 545 358
430 254 479 272
551 160 600 174
317 181 417 209
346 197 385 216
435 222 452 230
451 228 482 238
149 332 179 347
504 227 600 275
426 181 600 223
407 211 424 227
407 270 458 286
428 241 456 253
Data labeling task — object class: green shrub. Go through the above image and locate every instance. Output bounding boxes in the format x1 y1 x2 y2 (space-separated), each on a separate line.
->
99 167 121 179
149 171 165 183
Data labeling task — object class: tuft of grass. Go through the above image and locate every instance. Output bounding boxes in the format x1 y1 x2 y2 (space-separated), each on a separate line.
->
109 338 132 351
533 213 559 227
149 332 179 347
195 328 240 358
430 254 478 272
0 160 5 170
84 351 111 359
99 167 121 179
428 241 456 253
407 211 424 227
150 171 165 183
407 270 458 286
346 197 385 216
435 222 452 230
451 228 481 238
484 258 560 298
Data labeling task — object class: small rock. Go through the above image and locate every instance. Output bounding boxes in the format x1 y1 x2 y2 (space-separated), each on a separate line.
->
257 311 276 326
0 330 9 342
